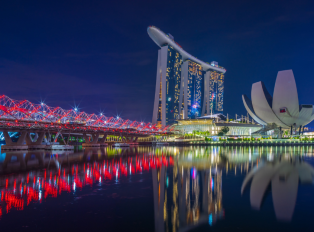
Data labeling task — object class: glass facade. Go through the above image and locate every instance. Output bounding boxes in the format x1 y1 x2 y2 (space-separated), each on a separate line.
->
187 61 205 119
208 71 224 114
151 27 226 126
157 72 162 126
217 72 224 112
153 44 224 126
165 46 182 124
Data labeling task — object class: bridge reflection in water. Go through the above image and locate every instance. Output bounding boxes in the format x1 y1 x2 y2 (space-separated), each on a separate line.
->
0 146 313 230
0 146 177 219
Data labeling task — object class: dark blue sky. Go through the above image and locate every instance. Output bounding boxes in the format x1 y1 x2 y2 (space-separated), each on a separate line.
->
1 0 314 122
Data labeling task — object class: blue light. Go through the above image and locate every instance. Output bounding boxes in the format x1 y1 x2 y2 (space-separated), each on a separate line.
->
191 168 197 179
209 214 213 226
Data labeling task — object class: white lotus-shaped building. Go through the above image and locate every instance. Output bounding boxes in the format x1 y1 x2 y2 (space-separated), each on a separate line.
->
242 70 314 129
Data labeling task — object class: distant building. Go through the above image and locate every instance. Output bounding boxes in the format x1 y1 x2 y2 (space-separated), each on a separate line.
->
148 26 226 126
172 116 262 136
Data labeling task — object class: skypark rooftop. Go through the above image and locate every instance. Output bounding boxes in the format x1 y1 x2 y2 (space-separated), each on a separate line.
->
147 25 226 73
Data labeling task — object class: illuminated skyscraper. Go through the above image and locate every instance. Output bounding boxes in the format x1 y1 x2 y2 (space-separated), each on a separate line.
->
208 62 225 114
181 60 205 119
148 26 226 126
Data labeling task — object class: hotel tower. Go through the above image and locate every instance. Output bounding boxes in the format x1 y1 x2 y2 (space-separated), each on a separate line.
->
148 26 226 126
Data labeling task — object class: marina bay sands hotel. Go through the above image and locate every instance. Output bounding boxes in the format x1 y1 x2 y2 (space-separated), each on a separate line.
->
148 26 226 126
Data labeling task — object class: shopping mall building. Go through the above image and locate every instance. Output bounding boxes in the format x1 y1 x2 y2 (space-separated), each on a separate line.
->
172 114 262 136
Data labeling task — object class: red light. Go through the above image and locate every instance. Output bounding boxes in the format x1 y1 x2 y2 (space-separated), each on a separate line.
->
0 95 167 137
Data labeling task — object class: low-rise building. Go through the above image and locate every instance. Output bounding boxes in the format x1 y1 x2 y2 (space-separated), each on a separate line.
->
172 116 262 136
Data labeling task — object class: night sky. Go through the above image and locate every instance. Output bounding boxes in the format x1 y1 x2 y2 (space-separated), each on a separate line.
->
1 0 314 123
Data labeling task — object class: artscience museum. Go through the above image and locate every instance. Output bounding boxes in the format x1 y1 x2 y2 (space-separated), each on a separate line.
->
242 70 314 132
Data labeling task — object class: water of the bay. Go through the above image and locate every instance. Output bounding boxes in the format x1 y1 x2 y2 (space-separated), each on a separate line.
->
0 145 313 232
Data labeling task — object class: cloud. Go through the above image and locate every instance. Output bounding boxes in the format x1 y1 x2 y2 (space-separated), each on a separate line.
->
64 53 93 58
227 7 314 40
103 50 153 66
136 58 152 66
62 50 153 66
258 15 291 27
228 30 260 39
0 59 114 95
0 59 154 121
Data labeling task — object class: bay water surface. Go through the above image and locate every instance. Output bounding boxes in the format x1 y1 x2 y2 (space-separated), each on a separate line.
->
0 145 313 232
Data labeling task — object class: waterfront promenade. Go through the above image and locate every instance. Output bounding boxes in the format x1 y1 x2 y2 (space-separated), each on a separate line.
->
161 139 314 146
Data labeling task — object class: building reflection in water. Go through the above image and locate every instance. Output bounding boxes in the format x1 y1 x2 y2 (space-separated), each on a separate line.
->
242 155 314 221
152 145 314 230
0 145 313 226
153 156 224 232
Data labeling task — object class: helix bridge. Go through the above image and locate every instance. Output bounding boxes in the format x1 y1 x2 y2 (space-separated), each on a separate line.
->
0 95 172 142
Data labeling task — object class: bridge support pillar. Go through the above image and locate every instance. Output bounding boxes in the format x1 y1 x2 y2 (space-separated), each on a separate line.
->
25 132 46 149
44 133 52 144
97 135 108 147
121 136 126 143
119 136 138 145
45 131 74 150
1 131 28 150
54 131 66 144
82 133 100 147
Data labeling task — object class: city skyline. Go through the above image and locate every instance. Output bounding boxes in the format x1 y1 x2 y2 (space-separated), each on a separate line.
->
1 1 314 231
1 1 314 124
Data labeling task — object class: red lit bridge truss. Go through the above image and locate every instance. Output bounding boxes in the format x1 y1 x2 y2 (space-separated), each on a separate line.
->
0 95 171 137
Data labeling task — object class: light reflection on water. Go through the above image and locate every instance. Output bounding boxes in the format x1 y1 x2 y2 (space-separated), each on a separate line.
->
0 145 313 231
